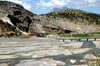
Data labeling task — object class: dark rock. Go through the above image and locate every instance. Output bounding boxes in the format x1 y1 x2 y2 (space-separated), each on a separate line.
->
0 1 35 33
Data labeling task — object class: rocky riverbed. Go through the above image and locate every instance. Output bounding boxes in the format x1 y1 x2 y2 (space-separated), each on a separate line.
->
0 37 100 66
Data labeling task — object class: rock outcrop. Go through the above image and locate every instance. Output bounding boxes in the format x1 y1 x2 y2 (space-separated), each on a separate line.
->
0 1 34 35
0 1 66 37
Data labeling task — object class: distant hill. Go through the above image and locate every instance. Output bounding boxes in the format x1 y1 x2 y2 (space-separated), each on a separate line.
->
45 9 100 25
48 7 68 13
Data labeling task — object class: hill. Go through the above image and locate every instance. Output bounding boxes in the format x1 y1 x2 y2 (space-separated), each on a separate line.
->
0 1 100 38
40 9 100 34
44 9 100 25
48 7 68 13
0 1 66 38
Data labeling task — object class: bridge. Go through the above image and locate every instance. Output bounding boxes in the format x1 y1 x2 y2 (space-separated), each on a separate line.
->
55 37 100 42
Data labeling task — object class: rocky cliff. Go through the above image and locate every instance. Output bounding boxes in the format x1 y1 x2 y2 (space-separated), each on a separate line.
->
0 1 34 33
0 1 66 37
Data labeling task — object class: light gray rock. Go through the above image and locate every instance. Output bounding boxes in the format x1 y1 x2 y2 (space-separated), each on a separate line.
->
31 23 46 33
0 38 100 66
0 63 8 66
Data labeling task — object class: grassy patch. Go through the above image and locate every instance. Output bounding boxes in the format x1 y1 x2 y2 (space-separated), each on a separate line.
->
24 22 29 25
6 23 16 31
59 34 91 37
72 34 91 37
59 34 71 37
15 35 30 38
90 32 100 34
59 31 100 37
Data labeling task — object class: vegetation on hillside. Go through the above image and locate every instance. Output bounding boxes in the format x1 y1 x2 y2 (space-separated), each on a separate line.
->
0 19 23 38
41 9 100 25
59 32 100 38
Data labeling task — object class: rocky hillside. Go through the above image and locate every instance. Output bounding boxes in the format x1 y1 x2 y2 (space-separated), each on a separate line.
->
0 1 35 33
0 1 100 38
41 9 100 33
0 1 66 37
44 9 100 25
0 19 22 37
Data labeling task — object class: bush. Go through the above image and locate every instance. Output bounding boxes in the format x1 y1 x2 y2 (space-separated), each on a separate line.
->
9 33 14 36
6 23 16 31
0 19 3 22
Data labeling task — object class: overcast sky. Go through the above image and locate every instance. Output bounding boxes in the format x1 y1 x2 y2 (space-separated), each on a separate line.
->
7 0 100 15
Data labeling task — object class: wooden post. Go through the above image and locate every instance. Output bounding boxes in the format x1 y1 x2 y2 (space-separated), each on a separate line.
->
63 39 65 42
87 38 88 41
94 38 96 41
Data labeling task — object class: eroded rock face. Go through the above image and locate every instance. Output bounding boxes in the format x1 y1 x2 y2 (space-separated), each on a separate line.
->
0 1 34 16
29 23 46 33
0 1 67 36
0 1 34 33
7 14 31 32
33 15 64 29
55 17 100 33
32 15 67 35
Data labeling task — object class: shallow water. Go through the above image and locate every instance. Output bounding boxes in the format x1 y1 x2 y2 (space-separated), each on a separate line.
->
53 41 100 66
0 38 100 66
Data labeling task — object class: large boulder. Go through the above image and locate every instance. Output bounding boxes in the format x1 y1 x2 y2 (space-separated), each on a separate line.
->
29 23 46 34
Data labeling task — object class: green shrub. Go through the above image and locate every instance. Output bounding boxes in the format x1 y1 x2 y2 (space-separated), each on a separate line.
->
9 33 14 36
6 23 16 31
0 19 3 22
24 22 29 25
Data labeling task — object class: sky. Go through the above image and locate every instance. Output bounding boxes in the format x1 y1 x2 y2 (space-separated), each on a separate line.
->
6 0 100 15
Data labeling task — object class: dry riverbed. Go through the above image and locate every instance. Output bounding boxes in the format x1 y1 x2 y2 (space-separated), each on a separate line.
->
0 37 100 66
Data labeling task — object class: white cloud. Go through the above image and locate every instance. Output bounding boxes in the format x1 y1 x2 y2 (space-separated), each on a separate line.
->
36 0 100 9
8 0 31 10
88 0 97 3
41 7 46 10
36 6 39 9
